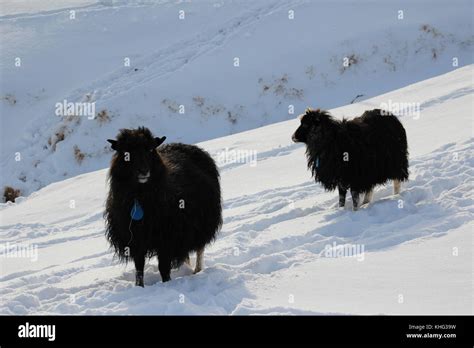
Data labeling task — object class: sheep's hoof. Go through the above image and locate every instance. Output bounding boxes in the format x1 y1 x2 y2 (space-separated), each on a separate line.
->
161 275 171 282
135 273 144 287
193 267 202 274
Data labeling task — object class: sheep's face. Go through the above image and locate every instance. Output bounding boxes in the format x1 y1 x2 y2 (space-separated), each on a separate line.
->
292 109 323 144
107 127 166 185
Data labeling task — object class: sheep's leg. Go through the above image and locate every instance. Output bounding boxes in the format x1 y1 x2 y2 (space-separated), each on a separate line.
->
362 189 373 205
351 189 360 211
184 254 191 267
194 248 204 274
393 180 401 195
134 254 145 287
338 185 347 207
158 252 171 282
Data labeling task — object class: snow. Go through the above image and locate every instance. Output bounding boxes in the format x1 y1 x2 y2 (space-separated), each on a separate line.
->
0 65 472 315
1 0 472 195
0 0 98 17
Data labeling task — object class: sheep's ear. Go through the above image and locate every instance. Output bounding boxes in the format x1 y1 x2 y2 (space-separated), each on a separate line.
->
154 136 166 148
107 139 118 151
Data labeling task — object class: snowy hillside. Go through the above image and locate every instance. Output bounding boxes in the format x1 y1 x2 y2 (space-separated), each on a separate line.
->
1 0 473 196
0 66 472 315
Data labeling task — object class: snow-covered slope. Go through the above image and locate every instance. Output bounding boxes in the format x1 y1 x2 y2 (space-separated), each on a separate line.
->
0 66 472 315
1 0 472 195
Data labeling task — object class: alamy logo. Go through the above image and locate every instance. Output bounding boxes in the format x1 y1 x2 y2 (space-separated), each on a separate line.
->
323 242 365 261
380 99 421 119
18 322 56 341
216 147 258 167
55 99 96 119
0 242 38 262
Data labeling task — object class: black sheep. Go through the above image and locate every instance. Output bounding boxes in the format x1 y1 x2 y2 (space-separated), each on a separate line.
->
104 127 222 286
292 108 409 210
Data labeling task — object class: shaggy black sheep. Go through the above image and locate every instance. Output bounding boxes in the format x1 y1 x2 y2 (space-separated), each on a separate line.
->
104 127 222 286
292 108 409 210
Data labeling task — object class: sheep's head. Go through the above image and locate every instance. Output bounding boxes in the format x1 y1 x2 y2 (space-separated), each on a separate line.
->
107 127 166 184
291 108 331 144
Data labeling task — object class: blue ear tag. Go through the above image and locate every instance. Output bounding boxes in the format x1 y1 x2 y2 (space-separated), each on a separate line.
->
315 157 320 168
131 199 144 221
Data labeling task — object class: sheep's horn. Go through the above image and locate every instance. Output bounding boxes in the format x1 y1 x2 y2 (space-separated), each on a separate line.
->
155 136 166 147
107 139 118 150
